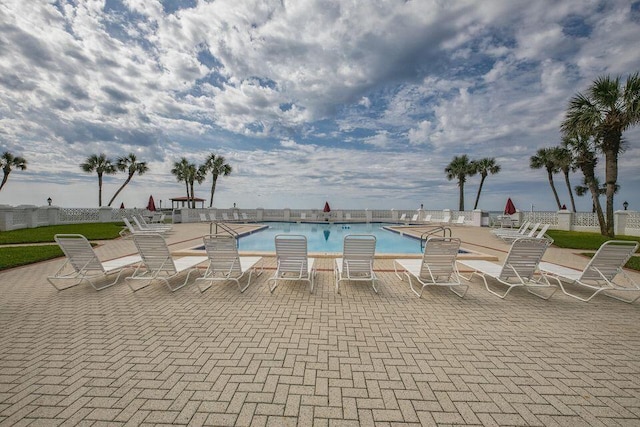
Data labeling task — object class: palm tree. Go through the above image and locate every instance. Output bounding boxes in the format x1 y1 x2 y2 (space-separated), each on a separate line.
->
562 134 606 234
171 157 193 206
107 153 149 207
550 147 577 212
471 157 501 210
0 151 27 192
530 148 562 209
80 153 116 206
203 154 232 208
444 155 476 211
562 73 640 236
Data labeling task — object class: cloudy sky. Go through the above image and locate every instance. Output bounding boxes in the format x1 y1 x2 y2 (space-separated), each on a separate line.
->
1 0 639 212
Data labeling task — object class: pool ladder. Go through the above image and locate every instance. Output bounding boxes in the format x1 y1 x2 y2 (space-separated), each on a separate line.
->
419 226 452 251
209 221 239 238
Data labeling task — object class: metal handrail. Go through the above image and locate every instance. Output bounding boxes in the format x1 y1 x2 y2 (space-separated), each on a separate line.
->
419 226 451 250
209 221 239 237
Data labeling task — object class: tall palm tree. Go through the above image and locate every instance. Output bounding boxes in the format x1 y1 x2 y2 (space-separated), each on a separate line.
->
107 153 149 207
80 153 116 207
0 151 27 192
562 134 606 234
530 148 562 209
444 155 476 211
562 73 640 236
203 154 232 208
550 146 577 212
171 157 193 206
471 157 501 210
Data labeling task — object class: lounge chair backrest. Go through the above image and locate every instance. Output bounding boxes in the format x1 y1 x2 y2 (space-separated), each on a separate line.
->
341 235 376 274
535 224 550 239
202 234 242 275
132 233 177 275
579 240 639 282
420 237 460 281
275 234 309 274
54 234 104 273
500 238 550 281
420 237 460 282
526 223 541 237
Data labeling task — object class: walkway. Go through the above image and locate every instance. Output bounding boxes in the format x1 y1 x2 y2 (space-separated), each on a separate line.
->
1 223 639 425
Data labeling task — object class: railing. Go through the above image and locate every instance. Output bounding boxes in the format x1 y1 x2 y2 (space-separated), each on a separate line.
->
420 226 452 251
1 205 639 236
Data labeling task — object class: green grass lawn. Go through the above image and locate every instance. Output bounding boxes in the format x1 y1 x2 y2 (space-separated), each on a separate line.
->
0 223 124 271
0 223 124 244
546 230 640 272
0 245 64 270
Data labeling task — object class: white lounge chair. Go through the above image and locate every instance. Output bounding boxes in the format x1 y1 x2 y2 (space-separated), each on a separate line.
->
459 237 556 299
134 215 172 231
48 234 141 291
539 240 640 303
126 233 206 292
393 237 468 298
194 234 263 293
335 234 378 294
120 217 162 237
492 220 529 236
268 234 316 293
500 222 540 242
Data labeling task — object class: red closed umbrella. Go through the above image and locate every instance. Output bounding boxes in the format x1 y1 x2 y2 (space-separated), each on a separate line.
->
147 195 156 212
323 201 331 213
504 198 516 215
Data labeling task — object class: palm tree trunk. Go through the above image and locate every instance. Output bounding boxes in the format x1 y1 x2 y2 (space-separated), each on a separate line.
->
98 173 103 207
209 175 218 208
603 147 618 237
190 181 196 208
0 172 9 192
107 174 133 207
547 170 561 209
563 171 577 212
588 181 607 235
458 180 464 211
473 175 486 210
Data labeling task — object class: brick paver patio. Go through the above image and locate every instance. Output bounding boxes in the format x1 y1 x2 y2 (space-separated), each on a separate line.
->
1 224 639 426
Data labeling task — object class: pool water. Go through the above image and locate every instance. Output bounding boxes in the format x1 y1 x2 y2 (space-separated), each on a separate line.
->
237 222 423 254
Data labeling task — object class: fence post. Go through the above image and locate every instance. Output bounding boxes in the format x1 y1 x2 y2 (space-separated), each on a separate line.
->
472 209 483 227
557 209 573 231
614 210 629 236
0 205 13 231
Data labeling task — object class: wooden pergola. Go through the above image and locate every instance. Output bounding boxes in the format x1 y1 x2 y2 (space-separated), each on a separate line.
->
170 196 206 209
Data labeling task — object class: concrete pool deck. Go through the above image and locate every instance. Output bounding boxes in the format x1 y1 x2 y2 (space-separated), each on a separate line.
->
1 222 639 425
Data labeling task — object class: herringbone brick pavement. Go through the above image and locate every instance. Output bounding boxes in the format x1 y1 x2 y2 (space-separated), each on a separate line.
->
1 229 639 425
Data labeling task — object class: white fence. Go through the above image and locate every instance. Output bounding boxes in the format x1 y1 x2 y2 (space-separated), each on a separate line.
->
1 204 639 237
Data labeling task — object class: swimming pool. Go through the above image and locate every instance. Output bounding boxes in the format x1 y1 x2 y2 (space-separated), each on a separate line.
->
236 222 423 254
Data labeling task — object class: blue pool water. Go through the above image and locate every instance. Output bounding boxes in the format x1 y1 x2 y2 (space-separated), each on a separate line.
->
236 222 423 254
